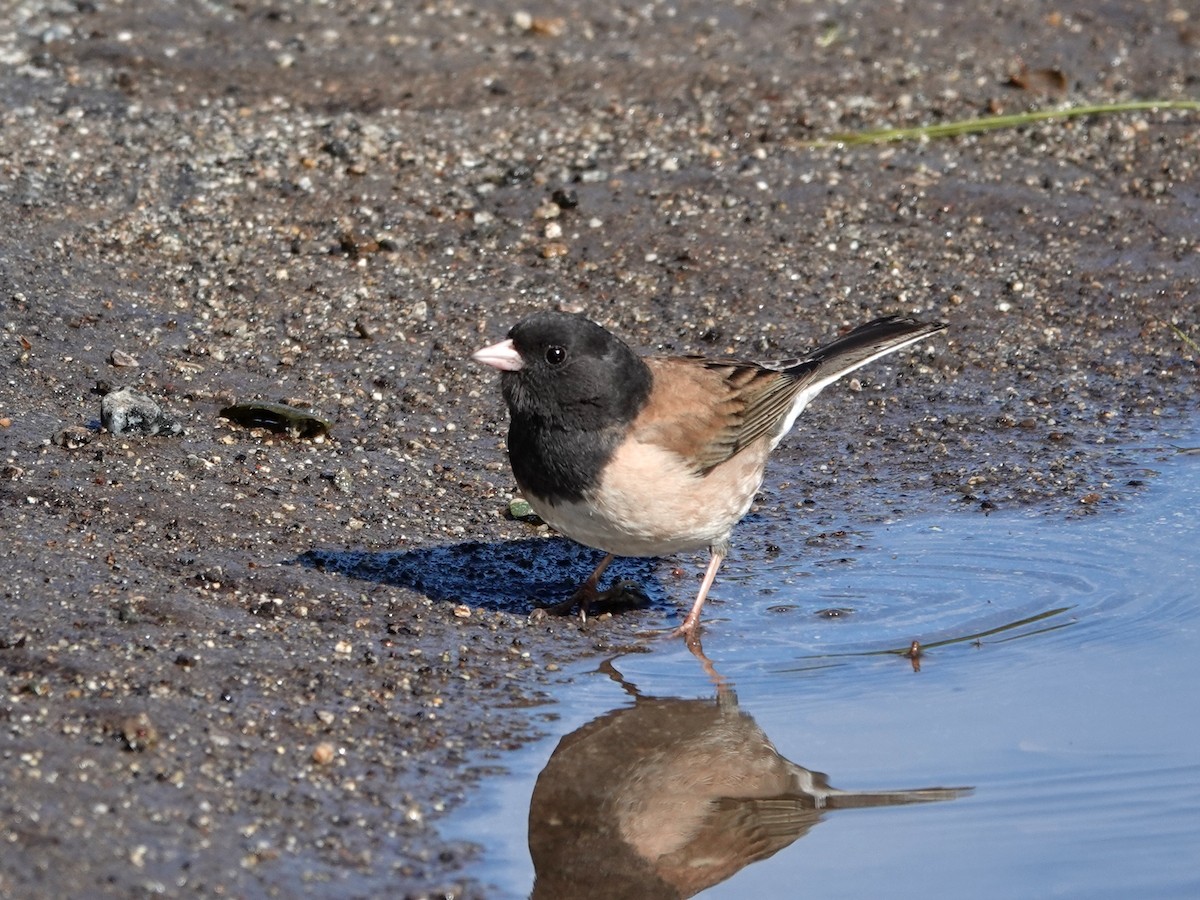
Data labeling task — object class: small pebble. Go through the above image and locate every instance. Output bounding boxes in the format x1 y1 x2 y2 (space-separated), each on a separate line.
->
120 713 160 752
52 425 94 449
332 469 354 494
507 498 538 520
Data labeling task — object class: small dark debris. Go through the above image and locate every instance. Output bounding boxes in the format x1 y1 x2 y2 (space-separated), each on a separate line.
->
815 607 854 619
1006 63 1069 95
906 639 923 672
551 188 578 209
502 164 534 185
250 596 283 618
220 401 331 438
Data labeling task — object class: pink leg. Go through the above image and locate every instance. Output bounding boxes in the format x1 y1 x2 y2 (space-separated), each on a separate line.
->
677 551 725 640
684 630 727 686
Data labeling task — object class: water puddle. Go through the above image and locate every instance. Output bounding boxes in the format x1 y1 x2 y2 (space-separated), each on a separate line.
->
444 433 1200 898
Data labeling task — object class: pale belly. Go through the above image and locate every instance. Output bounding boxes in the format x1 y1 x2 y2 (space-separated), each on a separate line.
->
525 439 768 558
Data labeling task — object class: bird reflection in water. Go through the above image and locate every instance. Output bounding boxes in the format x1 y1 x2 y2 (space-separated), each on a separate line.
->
528 658 971 898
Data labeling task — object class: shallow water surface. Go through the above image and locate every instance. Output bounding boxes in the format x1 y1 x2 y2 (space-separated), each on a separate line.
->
446 434 1200 899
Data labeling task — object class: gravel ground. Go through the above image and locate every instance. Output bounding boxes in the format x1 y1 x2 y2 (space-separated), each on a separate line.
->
1 1 1197 896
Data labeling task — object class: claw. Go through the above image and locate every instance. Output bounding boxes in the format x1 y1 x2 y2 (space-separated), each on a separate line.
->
532 555 650 621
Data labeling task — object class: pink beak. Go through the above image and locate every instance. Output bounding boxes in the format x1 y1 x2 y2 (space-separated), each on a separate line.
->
471 338 524 372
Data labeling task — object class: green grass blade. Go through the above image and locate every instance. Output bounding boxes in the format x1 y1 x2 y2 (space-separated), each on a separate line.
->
802 99 1200 147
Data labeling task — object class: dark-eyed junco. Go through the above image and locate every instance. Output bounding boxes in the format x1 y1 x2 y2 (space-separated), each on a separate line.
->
473 311 945 639
529 678 969 898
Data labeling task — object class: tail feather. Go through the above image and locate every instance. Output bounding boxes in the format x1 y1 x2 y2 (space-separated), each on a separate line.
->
790 315 946 383
772 315 945 441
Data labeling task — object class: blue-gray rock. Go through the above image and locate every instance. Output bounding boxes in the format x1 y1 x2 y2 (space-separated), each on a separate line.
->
100 387 183 437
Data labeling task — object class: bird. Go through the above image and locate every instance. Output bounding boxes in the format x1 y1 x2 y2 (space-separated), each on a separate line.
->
528 675 969 898
472 311 945 640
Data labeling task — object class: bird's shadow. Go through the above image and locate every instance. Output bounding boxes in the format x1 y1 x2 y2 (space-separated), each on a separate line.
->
294 537 669 616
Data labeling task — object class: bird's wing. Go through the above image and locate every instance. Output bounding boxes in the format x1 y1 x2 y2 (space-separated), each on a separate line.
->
636 356 796 474
640 317 944 474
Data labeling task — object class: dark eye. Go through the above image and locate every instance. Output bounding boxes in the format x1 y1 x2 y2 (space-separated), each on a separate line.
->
545 345 567 366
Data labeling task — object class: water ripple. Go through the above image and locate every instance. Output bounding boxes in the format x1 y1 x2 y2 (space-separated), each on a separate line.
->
702 447 1199 675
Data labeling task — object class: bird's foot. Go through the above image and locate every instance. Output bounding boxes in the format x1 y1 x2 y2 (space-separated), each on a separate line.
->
534 578 650 622
673 611 702 643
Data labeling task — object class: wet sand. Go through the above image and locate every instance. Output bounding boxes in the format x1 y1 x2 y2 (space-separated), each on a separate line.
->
0 1 1196 895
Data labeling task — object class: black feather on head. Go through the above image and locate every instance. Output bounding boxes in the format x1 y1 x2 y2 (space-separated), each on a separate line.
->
500 312 651 503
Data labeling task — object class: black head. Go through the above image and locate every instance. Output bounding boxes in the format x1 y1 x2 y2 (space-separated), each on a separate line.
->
500 312 651 432
476 312 652 503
